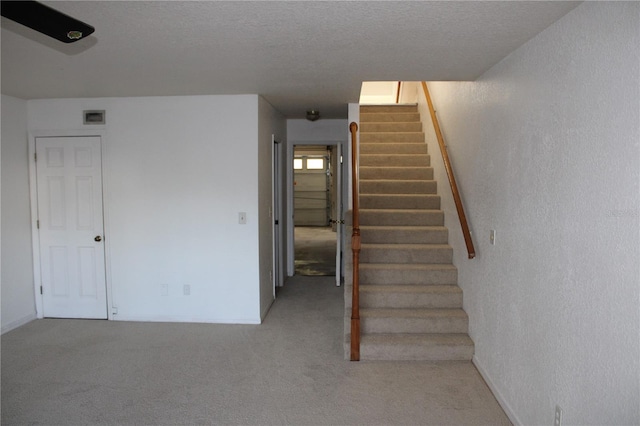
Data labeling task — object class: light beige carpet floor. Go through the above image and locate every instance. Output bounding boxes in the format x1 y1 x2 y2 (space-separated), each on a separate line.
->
1 276 510 425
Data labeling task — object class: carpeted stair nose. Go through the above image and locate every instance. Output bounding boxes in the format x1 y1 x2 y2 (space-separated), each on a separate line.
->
360 225 449 244
345 103 474 361
360 243 453 264
359 180 437 195
360 132 426 143
360 112 421 122
360 122 423 133
361 308 469 334
360 194 441 210
360 142 428 155
360 154 431 167
360 209 444 226
360 166 434 180
360 285 463 309
358 263 458 286
360 334 474 361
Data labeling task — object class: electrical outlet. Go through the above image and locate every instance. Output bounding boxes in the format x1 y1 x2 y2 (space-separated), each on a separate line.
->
554 405 563 426
239 212 247 224
490 229 496 245
160 283 169 296
183 284 191 296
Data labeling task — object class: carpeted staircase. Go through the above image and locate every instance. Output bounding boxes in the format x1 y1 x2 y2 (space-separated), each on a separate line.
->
344 104 474 361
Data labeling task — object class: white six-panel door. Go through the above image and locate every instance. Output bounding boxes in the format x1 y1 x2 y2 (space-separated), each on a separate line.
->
36 136 107 318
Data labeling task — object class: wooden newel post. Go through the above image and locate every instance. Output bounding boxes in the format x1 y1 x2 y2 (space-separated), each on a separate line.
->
349 121 361 361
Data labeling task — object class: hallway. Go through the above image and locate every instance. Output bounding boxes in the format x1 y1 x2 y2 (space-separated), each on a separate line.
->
1 276 509 425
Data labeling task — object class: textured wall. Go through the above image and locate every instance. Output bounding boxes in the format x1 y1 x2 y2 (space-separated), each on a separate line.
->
28 95 264 324
1 95 36 333
425 2 639 424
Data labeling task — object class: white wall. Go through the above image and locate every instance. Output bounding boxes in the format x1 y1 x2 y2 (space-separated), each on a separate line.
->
258 96 286 319
1 95 37 333
359 81 398 104
360 81 418 105
422 3 639 424
287 119 349 143
28 95 265 324
398 81 419 105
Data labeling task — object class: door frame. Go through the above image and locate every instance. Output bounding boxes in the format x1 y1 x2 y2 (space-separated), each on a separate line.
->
286 139 347 282
28 129 113 320
272 135 284 290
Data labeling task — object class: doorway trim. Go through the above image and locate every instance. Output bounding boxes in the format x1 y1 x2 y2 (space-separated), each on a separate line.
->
28 129 113 320
272 135 284 291
286 139 347 282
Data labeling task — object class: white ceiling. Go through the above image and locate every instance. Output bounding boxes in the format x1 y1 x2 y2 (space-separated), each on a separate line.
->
1 1 580 118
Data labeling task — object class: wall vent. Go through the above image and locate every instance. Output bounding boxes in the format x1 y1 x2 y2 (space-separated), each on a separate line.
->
83 110 105 125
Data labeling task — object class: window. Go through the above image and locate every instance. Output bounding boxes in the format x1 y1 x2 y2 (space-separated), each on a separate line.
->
306 158 324 170
293 158 303 170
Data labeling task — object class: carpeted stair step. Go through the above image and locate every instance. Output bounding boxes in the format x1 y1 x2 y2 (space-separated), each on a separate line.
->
360 285 462 309
360 105 418 114
359 263 458 285
360 209 444 226
360 132 425 143
360 225 448 244
359 122 422 133
360 180 437 195
361 243 453 264
360 154 430 167
360 142 427 155
361 308 469 334
360 194 440 210
359 333 474 361
360 112 420 123
360 166 434 180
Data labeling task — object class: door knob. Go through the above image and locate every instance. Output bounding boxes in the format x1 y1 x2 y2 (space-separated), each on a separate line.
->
94 235 102 242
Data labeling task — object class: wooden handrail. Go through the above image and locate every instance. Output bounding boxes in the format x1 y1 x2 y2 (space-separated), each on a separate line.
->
421 82 476 259
349 121 361 361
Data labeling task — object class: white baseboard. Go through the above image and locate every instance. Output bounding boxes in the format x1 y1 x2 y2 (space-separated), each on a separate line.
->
112 315 261 325
1 313 37 335
472 355 522 426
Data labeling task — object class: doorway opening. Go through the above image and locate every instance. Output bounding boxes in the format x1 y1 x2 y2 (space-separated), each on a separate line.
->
292 145 340 278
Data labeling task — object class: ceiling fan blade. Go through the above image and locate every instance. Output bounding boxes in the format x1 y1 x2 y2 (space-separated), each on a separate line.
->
1 0 94 43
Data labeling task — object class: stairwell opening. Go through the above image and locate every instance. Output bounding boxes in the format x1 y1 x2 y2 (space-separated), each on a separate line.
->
344 100 473 361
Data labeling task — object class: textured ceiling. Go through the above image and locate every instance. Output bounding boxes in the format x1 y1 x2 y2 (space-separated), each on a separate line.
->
1 1 580 118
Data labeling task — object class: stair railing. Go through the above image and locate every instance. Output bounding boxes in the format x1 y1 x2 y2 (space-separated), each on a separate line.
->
421 82 476 259
349 121 361 361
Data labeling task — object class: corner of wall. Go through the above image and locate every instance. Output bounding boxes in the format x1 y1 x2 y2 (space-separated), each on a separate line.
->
1 94 37 332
